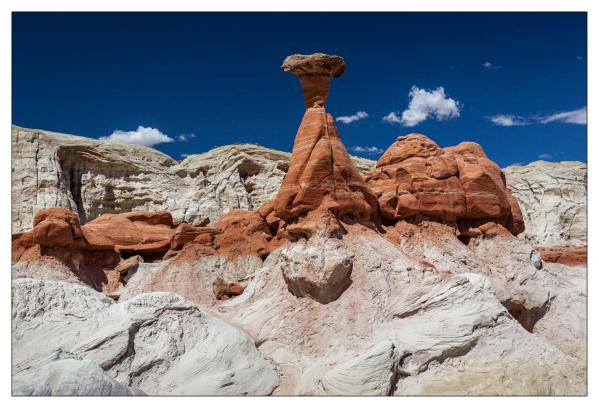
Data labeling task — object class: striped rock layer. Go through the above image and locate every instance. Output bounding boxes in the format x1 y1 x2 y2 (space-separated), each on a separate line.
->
271 53 377 226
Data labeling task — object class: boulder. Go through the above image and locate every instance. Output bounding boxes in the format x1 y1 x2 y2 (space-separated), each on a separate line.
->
82 211 175 255
280 236 353 304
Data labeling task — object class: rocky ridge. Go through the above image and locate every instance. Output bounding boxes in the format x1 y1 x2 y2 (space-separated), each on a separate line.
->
12 125 376 234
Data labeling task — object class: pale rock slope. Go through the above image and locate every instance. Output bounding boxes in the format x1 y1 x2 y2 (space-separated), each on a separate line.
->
504 161 587 246
12 278 280 395
12 125 374 232
120 224 585 395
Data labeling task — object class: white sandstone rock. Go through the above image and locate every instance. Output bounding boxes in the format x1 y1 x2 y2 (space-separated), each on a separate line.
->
13 359 145 396
12 278 280 396
207 230 585 395
504 160 587 246
279 235 353 304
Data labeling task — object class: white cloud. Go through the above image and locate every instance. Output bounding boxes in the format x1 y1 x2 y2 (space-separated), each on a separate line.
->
576 56 583 60
351 145 384 155
482 61 502 69
177 133 196 142
180 153 190 159
538 107 587 125
100 125 174 146
538 153 552 160
384 86 461 127
488 114 528 127
336 111 368 124
382 112 401 123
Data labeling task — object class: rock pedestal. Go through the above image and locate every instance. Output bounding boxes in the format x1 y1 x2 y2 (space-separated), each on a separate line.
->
272 53 377 228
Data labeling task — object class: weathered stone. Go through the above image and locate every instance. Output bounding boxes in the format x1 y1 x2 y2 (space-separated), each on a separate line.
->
535 246 587 266
280 236 353 304
12 278 280 395
504 161 587 246
12 125 375 234
367 134 524 235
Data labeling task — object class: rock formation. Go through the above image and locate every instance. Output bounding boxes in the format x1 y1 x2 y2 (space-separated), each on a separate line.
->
366 134 524 236
13 278 279 395
10 53 587 396
12 125 375 233
534 246 587 267
504 160 587 246
272 54 377 225
12 207 212 295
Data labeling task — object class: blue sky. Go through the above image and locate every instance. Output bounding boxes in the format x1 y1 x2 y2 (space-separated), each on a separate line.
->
12 12 587 167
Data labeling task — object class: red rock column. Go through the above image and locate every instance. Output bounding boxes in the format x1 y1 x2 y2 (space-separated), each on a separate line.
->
273 53 377 223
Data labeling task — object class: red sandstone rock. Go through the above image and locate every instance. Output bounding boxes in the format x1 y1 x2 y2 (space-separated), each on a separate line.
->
272 53 377 231
12 208 181 293
31 208 86 248
282 53 345 109
82 211 175 255
367 134 524 236
170 223 217 250
229 283 245 296
214 210 278 258
535 246 587 266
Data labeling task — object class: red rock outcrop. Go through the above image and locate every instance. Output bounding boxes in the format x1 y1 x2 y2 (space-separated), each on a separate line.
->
12 208 201 293
535 246 587 266
366 134 524 236
82 211 175 257
264 53 378 237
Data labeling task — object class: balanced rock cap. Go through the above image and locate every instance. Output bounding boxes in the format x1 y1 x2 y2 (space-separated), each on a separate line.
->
282 53 346 77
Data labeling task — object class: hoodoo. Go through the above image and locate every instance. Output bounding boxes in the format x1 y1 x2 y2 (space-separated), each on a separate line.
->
271 53 378 229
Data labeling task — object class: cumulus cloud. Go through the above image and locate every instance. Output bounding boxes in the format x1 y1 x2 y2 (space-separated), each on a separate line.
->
177 133 196 142
488 114 528 127
336 111 368 124
351 145 384 155
538 153 553 160
101 126 174 146
384 86 461 127
482 61 502 69
538 107 587 125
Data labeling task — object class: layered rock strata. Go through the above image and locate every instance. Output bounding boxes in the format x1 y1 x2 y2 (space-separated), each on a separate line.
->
265 53 378 237
366 134 524 236
12 208 219 295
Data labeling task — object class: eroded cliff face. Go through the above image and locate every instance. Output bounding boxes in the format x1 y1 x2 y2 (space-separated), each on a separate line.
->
504 161 587 247
12 125 375 233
